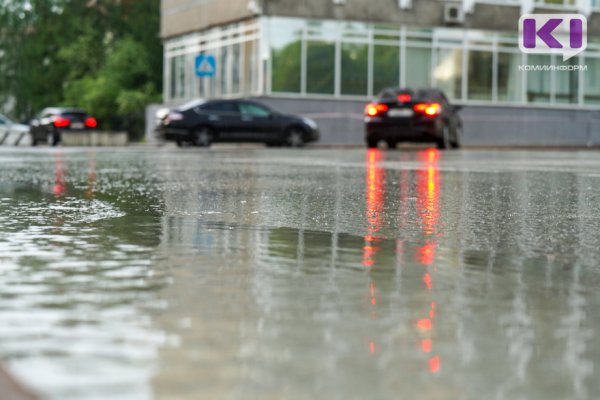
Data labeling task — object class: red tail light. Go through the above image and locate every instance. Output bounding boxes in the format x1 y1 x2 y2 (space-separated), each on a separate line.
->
413 103 442 117
85 117 97 128
53 117 71 128
397 94 412 103
365 103 389 117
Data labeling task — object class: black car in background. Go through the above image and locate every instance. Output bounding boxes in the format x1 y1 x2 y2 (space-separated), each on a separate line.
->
29 107 98 146
156 99 319 147
364 88 462 149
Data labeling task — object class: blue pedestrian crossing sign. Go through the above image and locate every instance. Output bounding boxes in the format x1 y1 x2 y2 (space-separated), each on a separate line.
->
195 55 216 77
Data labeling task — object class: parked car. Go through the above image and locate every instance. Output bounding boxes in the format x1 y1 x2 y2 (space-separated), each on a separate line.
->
29 107 98 146
364 88 462 149
0 114 29 141
156 99 319 147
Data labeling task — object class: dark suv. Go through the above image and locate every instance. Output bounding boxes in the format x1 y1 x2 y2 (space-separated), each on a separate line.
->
364 88 462 149
156 99 319 147
29 107 98 146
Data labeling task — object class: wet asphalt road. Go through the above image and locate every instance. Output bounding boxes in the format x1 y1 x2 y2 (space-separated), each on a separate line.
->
1 146 600 400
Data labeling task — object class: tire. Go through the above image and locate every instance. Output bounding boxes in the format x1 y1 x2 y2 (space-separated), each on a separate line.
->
192 127 214 147
387 140 397 149
176 139 184 147
47 132 59 147
451 125 462 149
285 128 305 148
437 124 451 150
367 138 379 149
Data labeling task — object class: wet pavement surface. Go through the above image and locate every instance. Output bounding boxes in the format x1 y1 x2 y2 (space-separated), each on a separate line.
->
1 146 600 399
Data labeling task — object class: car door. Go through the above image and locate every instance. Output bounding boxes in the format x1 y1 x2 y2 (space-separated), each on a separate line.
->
238 102 282 142
199 101 243 141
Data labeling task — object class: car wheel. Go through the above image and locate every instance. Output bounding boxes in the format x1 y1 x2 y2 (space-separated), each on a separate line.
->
176 139 184 147
47 132 59 147
285 128 305 148
192 127 213 147
387 140 397 149
451 125 462 149
437 125 451 150
367 138 379 149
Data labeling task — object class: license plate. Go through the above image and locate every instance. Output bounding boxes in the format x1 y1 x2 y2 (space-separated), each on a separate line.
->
71 122 84 129
388 109 414 117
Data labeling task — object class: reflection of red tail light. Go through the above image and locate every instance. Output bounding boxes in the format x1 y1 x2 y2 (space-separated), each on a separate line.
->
364 149 386 267
53 156 65 198
417 319 432 331
365 149 385 236
416 150 440 239
418 148 440 164
429 356 441 373
417 242 436 266
421 339 432 353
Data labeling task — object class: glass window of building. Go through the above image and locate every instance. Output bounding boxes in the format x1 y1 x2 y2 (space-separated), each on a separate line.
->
307 40 335 94
341 43 369 96
434 48 463 100
373 45 400 94
554 58 579 104
169 57 177 99
584 57 600 105
526 54 551 103
497 52 523 102
232 43 241 95
219 46 229 96
270 19 303 93
468 50 493 101
405 47 431 89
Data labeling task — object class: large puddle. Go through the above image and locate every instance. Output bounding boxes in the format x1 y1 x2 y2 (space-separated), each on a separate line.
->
1 147 599 399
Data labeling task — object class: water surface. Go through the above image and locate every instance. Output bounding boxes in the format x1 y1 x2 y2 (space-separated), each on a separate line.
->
1 147 600 400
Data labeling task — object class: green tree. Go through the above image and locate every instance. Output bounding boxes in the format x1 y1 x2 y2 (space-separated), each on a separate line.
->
0 0 162 140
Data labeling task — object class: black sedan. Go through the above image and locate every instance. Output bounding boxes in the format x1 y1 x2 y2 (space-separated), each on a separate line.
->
30 107 98 146
364 88 462 149
156 99 319 147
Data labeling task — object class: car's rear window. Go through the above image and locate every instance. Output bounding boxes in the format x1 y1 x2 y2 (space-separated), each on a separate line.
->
378 89 442 102
61 112 87 121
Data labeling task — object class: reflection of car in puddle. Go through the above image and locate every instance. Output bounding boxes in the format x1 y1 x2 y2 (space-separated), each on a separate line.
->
363 148 442 372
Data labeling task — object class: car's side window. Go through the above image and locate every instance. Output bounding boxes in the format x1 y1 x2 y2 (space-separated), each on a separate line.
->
239 103 271 118
202 102 239 114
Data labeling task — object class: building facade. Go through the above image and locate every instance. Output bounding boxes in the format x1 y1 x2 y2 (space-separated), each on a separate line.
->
159 0 600 145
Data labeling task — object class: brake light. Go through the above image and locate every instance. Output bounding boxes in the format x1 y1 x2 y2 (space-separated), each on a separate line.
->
398 94 411 103
365 103 389 117
53 117 70 128
84 117 97 128
413 103 442 117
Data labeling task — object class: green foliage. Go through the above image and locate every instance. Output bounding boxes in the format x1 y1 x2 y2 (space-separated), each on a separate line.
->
0 0 162 140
